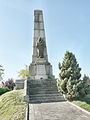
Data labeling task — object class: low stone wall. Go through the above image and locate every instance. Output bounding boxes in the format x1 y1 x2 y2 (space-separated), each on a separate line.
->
15 79 25 89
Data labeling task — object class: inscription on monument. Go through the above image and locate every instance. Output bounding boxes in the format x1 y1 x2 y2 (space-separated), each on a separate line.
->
37 65 46 75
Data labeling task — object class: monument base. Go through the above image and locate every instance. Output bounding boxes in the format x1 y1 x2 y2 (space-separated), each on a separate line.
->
29 59 55 80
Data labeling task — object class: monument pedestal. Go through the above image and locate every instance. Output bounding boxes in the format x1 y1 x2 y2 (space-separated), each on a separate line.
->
29 58 55 80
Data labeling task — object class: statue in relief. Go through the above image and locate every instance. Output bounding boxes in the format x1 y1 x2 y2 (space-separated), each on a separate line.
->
37 37 45 58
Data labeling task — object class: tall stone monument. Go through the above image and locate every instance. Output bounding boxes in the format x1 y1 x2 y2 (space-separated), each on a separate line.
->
29 10 54 80
24 10 64 103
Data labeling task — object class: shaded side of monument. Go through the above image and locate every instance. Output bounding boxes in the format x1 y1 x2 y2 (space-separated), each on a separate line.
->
24 10 64 103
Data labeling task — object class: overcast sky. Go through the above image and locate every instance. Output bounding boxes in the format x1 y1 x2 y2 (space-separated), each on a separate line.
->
0 0 90 80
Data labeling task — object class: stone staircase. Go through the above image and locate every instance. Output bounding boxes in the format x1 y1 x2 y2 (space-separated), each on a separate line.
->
26 79 64 103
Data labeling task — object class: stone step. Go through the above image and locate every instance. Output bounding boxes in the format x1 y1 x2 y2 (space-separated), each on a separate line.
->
29 88 58 95
29 90 59 95
28 81 57 84
28 79 57 82
29 94 64 100
29 87 57 92
29 93 62 98
29 95 64 103
27 79 57 85
28 85 58 88
28 84 57 88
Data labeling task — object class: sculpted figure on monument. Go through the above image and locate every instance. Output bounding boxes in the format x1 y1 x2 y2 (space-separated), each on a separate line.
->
37 37 45 58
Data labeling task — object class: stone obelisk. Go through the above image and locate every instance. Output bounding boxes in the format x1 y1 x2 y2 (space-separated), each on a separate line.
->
29 10 54 80
32 10 48 62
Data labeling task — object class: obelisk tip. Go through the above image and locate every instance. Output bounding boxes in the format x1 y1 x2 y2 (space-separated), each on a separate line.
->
34 10 43 15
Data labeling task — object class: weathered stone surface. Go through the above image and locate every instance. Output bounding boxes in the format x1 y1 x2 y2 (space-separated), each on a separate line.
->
23 10 64 103
29 61 54 80
37 37 45 58
29 102 90 120
15 79 25 89
24 79 64 103
32 10 48 63
29 10 54 80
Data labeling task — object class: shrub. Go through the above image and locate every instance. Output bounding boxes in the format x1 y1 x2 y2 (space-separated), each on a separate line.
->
4 78 15 90
0 88 10 95
78 94 90 104
84 94 90 104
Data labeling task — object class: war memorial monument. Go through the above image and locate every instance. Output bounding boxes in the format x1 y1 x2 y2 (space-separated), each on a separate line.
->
23 10 64 103
15 10 90 120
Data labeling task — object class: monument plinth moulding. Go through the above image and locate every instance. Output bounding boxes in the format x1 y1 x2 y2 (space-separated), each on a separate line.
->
23 10 64 103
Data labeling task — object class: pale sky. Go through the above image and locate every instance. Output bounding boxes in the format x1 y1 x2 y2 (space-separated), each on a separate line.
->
0 0 90 80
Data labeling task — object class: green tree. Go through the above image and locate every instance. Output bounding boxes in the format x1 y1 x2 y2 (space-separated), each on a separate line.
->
0 65 4 81
4 78 15 90
82 74 90 94
18 65 29 79
57 51 86 100
83 74 89 83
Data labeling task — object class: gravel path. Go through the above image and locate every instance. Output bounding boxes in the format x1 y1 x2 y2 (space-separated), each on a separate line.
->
29 101 90 120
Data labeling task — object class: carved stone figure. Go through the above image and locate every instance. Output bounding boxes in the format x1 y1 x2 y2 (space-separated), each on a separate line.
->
37 37 45 58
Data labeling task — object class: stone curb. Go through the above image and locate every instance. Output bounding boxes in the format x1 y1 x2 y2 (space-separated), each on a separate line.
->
67 101 90 115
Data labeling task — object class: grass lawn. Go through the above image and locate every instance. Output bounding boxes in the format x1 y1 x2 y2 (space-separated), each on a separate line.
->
73 100 90 112
0 89 27 120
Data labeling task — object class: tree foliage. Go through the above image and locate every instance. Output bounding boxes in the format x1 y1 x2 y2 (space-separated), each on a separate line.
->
83 74 89 83
57 51 88 101
0 65 4 81
18 65 29 79
4 78 15 90
82 74 90 94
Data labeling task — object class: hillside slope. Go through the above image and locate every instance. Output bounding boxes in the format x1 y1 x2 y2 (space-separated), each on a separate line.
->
0 89 26 120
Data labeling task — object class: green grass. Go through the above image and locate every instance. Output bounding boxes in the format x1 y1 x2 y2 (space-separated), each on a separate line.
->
73 100 90 112
0 89 27 120
73 94 90 112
